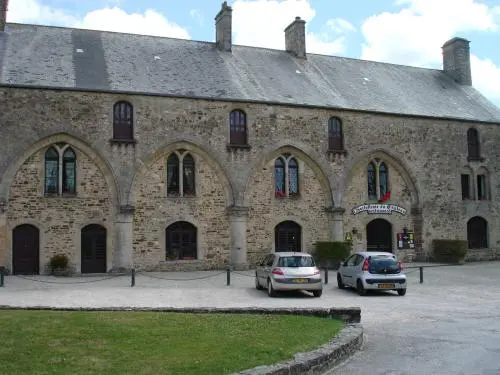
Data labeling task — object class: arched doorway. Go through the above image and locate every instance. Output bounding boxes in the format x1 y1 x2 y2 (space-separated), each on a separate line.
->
274 221 301 252
81 224 107 273
467 216 488 248
165 221 197 260
12 224 40 275
366 219 393 252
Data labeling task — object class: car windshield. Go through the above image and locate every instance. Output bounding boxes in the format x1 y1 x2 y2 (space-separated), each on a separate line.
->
277 256 315 267
369 256 400 274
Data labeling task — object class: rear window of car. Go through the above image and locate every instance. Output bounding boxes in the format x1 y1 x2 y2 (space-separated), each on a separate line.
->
369 256 399 272
277 256 316 267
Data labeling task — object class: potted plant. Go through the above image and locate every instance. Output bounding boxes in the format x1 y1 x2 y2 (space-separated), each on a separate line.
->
49 253 70 276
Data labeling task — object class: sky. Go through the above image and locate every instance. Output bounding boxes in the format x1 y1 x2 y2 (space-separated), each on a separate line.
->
7 0 500 108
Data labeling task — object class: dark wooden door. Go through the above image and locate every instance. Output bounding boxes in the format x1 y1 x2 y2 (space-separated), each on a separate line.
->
366 219 393 252
12 224 40 275
275 221 302 252
81 224 107 273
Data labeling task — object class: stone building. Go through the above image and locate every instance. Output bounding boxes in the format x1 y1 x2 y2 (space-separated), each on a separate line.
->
0 1 499 275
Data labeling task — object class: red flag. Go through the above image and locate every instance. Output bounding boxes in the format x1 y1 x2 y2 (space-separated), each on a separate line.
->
378 190 391 203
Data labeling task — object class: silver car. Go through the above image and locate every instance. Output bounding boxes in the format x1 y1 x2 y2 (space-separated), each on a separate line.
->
337 251 407 296
255 252 323 297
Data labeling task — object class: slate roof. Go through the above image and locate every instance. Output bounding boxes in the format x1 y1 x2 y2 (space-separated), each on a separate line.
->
1 23 500 123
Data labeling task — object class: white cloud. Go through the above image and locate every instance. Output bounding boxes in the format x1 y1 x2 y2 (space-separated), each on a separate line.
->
8 0 190 39
360 0 500 106
232 0 353 55
189 9 204 27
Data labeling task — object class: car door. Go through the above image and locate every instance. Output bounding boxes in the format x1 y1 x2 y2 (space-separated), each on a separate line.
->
262 254 275 282
256 255 269 282
340 254 357 286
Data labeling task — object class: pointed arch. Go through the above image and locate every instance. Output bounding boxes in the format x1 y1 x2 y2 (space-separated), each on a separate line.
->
0 133 119 206
341 148 420 207
129 140 234 206
243 143 333 207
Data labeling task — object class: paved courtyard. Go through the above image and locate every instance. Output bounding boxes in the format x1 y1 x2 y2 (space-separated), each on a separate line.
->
1 261 499 374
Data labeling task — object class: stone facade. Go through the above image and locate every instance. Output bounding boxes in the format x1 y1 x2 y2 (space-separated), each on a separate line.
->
0 86 499 274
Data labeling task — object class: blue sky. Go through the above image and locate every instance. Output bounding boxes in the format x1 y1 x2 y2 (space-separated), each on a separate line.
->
9 0 500 107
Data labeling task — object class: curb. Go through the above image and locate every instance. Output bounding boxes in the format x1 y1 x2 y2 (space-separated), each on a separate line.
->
234 323 363 375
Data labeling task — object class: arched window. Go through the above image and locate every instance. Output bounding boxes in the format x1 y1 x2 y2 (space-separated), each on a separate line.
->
166 151 196 197
328 117 344 151
274 221 302 252
367 162 376 200
113 101 134 140
167 153 180 196
182 154 195 196
467 128 480 160
274 154 299 198
367 160 390 202
275 157 286 197
165 221 197 260
229 110 248 146
288 158 299 196
44 144 78 196
62 148 76 194
379 162 388 197
44 147 59 194
467 216 488 249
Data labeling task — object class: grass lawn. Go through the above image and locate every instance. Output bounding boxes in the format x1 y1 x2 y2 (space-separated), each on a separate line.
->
0 310 343 375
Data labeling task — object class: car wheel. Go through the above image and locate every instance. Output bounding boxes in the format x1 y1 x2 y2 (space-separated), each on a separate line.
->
312 290 322 297
267 279 277 297
357 279 367 296
397 288 407 296
337 274 345 289
255 274 263 290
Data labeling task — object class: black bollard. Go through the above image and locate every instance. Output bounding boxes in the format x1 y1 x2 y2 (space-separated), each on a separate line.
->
226 268 231 286
419 267 423 284
131 268 135 287
324 267 328 284
0 267 4 287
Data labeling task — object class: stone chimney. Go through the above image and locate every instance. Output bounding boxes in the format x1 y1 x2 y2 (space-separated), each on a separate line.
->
442 37 472 86
0 0 8 32
285 16 306 58
215 1 232 52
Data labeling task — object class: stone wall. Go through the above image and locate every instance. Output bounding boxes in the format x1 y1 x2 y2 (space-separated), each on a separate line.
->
0 87 498 272
5 143 114 273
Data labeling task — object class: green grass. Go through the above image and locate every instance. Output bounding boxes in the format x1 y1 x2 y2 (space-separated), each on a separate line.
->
0 310 343 375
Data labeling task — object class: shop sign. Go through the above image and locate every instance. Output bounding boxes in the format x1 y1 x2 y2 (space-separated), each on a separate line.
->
351 203 407 216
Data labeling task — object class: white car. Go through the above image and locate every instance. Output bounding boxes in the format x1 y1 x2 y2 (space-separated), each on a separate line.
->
255 252 323 297
337 251 407 296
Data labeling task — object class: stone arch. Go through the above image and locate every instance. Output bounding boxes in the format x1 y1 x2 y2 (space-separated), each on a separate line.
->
128 140 234 207
340 148 421 207
243 142 333 207
0 133 120 206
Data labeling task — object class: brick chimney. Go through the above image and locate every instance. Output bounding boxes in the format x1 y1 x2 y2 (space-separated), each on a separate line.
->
0 0 8 32
442 37 472 86
285 16 306 58
215 1 232 52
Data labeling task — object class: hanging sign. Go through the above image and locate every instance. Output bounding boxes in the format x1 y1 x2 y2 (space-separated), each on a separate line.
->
351 203 407 215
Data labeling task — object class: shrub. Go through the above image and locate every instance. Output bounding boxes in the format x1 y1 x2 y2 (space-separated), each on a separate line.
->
49 253 69 270
432 240 468 263
313 241 352 269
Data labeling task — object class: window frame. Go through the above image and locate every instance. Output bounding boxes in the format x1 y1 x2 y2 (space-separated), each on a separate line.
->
366 159 390 201
328 117 344 152
461 173 471 200
44 144 77 196
274 154 300 198
112 101 135 141
467 128 481 161
229 109 248 146
165 221 198 260
166 151 196 198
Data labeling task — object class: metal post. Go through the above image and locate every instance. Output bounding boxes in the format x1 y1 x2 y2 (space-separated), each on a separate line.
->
0 267 4 287
131 268 135 287
324 267 328 284
419 267 423 284
226 268 231 286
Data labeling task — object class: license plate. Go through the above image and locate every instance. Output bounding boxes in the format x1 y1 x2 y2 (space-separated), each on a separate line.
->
292 278 307 283
378 283 394 289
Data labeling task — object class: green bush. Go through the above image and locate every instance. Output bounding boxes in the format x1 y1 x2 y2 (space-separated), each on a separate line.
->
313 241 352 269
432 240 468 263
49 253 69 270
